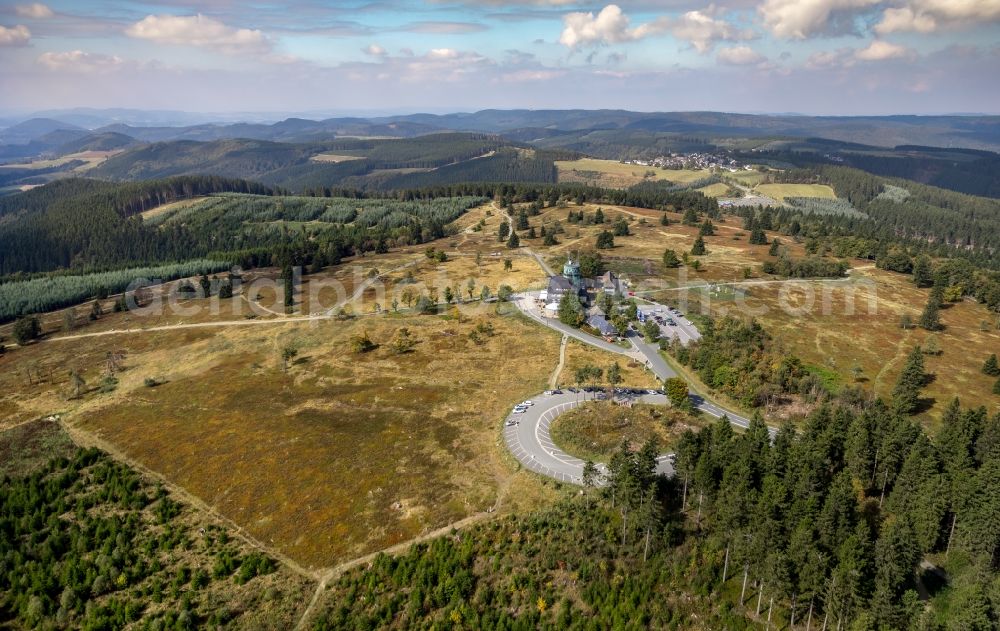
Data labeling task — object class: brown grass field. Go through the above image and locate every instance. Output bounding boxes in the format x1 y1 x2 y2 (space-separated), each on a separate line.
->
559 339 660 390
0 299 577 569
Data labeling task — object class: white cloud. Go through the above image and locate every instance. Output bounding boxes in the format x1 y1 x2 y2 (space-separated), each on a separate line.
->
15 3 53 19
759 0 881 39
855 39 915 61
559 5 638 48
125 14 272 55
669 9 752 53
427 48 460 59
874 7 937 34
363 44 387 57
558 4 749 53
716 45 765 65
0 24 30 46
38 50 123 72
875 0 1000 34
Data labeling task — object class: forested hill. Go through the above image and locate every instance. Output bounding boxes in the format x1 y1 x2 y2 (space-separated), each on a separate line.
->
0 177 499 282
0 177 276 276
774 165 1000 265
84 133 559 192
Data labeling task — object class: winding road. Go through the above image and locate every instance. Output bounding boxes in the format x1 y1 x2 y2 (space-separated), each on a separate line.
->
505 291 773 485
503 391 676 484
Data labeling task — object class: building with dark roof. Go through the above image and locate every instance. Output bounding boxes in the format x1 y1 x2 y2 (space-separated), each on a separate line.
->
587 314 618 338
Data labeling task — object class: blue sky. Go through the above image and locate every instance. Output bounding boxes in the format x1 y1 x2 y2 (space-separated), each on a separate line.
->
1 1 999 116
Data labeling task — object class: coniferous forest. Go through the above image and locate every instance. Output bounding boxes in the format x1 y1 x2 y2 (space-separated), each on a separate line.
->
311 400 999 630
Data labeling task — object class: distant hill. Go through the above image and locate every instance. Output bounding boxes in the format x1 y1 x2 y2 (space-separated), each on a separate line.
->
56 131 138 154
0 117 84 145
86 133 526 191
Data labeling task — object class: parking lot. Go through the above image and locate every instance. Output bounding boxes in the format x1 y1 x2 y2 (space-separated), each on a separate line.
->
636 303 702 346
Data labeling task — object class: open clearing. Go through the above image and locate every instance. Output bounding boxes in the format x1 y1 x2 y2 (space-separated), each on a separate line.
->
0 300 568 569
140 196 211 220
754 183 837 201
309 153 365 163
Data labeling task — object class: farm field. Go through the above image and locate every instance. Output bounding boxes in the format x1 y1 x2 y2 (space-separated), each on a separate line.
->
754 182 837 201
556 158 713 188
696 182 730 197
549 401 702 462
0 150 121 173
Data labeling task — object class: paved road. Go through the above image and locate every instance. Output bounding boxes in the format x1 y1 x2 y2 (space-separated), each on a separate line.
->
503 391 675 485
505 292 775 485
513 295 631 357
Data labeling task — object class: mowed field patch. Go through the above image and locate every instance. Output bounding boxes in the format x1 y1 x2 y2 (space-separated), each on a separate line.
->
755 183 837 202
310 153 364 163
140 196 211 220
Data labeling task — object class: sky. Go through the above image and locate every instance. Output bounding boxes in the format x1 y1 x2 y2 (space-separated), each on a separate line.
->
1 0 999 117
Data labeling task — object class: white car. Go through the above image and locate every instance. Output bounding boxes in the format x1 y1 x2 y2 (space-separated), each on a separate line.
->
543 390 553 396
522 400 534 406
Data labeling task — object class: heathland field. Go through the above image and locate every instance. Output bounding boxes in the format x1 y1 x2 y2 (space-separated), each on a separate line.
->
0 202 657 570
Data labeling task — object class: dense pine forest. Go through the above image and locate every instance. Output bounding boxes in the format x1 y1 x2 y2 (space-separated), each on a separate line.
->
313 400 999 630
771 165 1000 265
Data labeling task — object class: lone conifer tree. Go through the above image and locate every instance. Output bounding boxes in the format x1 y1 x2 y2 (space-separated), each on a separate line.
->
919 287 942 331
983 354 1000 377
691 236 706 256
892 346 926 414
